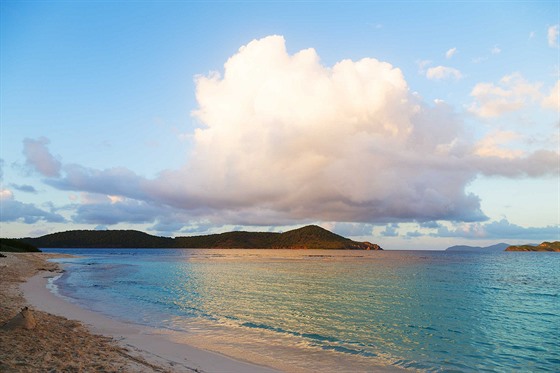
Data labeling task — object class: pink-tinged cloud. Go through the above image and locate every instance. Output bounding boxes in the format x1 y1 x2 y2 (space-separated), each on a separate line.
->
23 137 62 177
0 188 65 223
542 80 560 111
436 219 559 240
21 36 559 228
469 73 542 117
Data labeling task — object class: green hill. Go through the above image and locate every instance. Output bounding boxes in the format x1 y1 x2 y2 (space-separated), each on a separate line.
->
174 230 279 249
20 225 382 250
22 230 173 248
0 238 41 252
271 225 380 250
505 241 560 252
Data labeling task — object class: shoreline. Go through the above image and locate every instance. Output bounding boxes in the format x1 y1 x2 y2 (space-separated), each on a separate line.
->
0 253 280 373
24 271 282 373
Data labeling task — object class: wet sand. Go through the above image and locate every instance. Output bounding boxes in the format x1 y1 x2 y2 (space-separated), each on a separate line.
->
0 252 280 372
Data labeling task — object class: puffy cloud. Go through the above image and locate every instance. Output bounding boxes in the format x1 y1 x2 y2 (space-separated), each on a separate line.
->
22 36 559 228
405 230 423 238
490 46 501 55
474 131 524 159
548 25 559 47
0 188 65 223
469 73 542 117
417 59 432 73
46 164 148 201
542 80 560 111
445 47 457 59
23 137 61 177
381 223 400 237
419 221 440 229
187 36 484 223
426 66 462 80
328 222 374 237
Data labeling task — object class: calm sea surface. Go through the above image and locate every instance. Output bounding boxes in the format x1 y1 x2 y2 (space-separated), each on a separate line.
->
43 249 559 372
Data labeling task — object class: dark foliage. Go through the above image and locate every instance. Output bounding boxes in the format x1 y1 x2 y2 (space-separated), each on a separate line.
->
20 225 382 250
0 238 41 252
22 230 173 248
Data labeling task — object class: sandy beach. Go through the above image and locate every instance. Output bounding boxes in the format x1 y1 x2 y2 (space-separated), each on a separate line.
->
0 252 281 373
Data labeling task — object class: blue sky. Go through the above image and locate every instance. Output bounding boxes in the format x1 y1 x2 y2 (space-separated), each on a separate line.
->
1 1 558 249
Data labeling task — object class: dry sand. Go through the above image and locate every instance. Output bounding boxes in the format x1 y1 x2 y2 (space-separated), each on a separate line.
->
0 252 280 373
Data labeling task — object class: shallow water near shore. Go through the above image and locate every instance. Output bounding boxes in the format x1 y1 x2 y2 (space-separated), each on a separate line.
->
43 249 559 372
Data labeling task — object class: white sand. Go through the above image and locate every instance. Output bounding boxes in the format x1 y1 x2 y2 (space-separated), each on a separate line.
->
23 271 281 373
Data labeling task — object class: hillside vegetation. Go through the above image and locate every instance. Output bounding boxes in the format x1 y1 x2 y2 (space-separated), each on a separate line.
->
22 230 173 248
20 225 382 250
0 238 41 252
505 241 560 252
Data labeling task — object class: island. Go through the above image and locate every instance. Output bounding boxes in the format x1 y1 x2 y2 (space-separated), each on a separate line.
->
13 225 383 250
505 241 560 252
445 243 510 253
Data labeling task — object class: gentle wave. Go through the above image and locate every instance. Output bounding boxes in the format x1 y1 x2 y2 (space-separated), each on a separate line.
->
45 249 560 372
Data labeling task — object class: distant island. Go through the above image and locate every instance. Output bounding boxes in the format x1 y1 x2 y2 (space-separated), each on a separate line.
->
505 242 560 252
445 243 511 253
446 241 559 252
13 225 383 250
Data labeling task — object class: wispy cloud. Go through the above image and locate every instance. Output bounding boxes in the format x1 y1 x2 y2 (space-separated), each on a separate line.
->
472 45 502 64
445 47 457 59
10 184 38 193
548 25 559 47
416 59 432 74
426 66 462 80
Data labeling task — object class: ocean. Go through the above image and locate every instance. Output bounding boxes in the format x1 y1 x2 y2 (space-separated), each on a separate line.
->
43 249 559 372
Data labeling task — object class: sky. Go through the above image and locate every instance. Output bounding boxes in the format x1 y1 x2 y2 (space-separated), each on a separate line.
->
0 1 558 250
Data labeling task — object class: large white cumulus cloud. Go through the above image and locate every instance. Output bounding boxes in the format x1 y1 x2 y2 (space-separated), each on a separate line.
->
26 36 558 228
173 35 484 223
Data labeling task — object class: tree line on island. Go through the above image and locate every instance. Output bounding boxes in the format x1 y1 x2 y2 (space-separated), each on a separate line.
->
446 241 560 252
1 225 558 252
4 225 382 251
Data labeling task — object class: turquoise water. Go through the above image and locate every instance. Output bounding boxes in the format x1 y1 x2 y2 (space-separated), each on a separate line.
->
45 249 559 372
